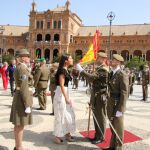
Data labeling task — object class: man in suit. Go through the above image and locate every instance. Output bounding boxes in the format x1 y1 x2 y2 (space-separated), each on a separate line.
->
141 65 150 101
76 52 109 144
103 54 129 150
34 58 50 110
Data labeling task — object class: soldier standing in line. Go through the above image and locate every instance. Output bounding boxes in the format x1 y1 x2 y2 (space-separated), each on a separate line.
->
34 58 50 110
49 63 59 115
141 65 150 101
103 54 129 150
129 70 136 95
72 68 79 89
10 49 33 150
32 58 40 97
76 52 109 144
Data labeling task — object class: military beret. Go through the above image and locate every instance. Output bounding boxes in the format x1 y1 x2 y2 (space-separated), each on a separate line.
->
98 52 107 58
40 57 46 61
19 49 30 57
35 58 41 61
144 64 149 68
113 54 124 62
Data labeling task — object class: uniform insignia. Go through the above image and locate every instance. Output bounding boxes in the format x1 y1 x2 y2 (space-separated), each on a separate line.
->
21 75 27 80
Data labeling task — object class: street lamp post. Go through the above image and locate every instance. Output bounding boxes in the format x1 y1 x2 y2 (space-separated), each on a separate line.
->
107 11 115 62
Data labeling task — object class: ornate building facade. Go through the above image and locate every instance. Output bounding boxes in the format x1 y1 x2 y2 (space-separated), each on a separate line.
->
0 0 150 63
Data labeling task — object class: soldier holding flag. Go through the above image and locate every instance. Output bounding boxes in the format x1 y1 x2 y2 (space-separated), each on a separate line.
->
76 52 109 144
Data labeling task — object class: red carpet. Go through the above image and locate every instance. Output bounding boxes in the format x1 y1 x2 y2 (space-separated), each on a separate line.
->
80 128 142 149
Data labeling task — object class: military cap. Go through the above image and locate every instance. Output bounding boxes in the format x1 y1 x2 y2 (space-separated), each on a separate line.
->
19 49 30 57
98 52 107 58
113 54 124 62
40 57 46 61
144 64 149 68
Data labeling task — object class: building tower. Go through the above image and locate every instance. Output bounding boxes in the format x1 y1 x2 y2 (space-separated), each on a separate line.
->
31 0 37 12
65 0 70 10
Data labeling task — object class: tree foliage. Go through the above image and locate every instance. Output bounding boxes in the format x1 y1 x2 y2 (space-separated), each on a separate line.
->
125 56 147 70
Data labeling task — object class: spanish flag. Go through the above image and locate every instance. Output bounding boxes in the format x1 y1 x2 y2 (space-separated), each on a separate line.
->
80 30 100 64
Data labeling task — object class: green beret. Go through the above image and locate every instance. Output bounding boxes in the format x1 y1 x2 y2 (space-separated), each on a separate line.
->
40 57 46 61
98 52 107 58
35 58 40 61
19 49 30 57
113 54 124 62
144 64 149 68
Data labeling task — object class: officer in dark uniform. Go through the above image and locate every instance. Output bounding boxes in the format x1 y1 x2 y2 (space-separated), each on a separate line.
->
103 54 129 150
76 52 109 144
141 65 150 101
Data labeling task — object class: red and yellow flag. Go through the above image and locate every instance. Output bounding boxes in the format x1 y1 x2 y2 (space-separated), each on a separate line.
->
80 30 100 64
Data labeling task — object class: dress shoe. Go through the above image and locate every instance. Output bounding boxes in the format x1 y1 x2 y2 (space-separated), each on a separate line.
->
36 107 45 110
13 147 17 150
91 138 103 144
89 137 96 141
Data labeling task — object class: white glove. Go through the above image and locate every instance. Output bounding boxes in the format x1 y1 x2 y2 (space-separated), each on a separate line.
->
25 107 31 114
76 63 84 72
116 111 123 117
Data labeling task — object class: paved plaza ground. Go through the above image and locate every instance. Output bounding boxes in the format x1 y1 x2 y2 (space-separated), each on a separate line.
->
0 79 150 150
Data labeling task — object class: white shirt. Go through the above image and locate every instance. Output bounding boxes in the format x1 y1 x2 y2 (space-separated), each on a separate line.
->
111 66 120 75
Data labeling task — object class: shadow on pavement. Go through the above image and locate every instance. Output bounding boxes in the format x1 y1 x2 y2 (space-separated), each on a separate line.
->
1 130 98 150
0 145 9 150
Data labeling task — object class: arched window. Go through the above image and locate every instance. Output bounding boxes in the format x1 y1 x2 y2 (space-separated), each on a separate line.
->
44 49 50 61
45 34 51 41
36 48 41 58
58 20 62 29
75 50 83 59
53 49 59 58
121 50 129 61
53 21 57 29
146 50 150 61
110 50 117 60
37 34 42 41
7 49 14 55
54 34 60 41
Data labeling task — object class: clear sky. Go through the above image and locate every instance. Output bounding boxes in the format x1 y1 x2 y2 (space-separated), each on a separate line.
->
0 0 150 26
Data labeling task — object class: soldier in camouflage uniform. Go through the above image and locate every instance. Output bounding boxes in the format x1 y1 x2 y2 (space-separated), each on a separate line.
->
141 65 150 101
76 52 109 144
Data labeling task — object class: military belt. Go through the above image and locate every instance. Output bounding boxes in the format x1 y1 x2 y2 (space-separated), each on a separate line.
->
39 80 48 81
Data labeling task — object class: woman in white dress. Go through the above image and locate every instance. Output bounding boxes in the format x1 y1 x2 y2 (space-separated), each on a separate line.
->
53 54 76 144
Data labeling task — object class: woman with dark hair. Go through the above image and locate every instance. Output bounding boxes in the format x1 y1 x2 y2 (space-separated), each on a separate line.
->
53 54 76 144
